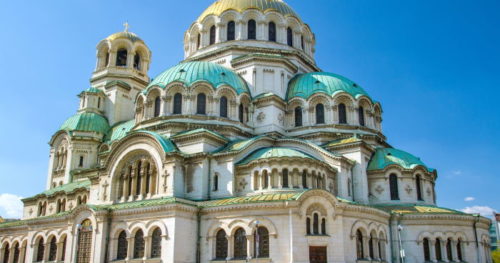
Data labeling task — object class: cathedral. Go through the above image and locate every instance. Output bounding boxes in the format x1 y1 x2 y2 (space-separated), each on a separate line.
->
0 0 493 262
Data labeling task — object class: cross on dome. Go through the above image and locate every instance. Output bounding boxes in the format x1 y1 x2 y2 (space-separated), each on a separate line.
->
123 22 129 32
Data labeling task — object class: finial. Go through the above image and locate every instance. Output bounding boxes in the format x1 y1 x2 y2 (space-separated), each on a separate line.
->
123 22 129 32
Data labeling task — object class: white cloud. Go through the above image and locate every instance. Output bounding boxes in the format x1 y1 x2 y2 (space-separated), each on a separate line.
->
453 170 462 175
464 197 475 202
0 193 23 219
461 206 496 217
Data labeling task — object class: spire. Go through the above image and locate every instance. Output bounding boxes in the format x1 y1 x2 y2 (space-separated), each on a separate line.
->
123 21 129 32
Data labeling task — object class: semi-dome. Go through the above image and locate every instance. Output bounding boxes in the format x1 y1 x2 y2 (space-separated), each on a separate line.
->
368 148 434 172
60 112 110 134
287 72 371 101
198 0 300 22
105 31 144 43
237 147 316 165
146 61 250 95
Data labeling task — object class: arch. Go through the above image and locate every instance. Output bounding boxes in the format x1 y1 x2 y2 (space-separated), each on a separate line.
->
248 19 256 40
36 237 45 262
215 229 228 260
153 96 161 117
209 25 216 45
227 21 236 41
116 48 128 67
287 27 293 46
356 229 364 259
423 237 431 261
268 21 276 42
173 93 183 114
133 229 145 259
76 219 93 263
358 106 365 126
233 228 247 259
254 226 269 258
315 103 325 124
446 238 453 261
48 236 57 261
294 106 303 127
435 238 443 261
116 230 128 260
151 228 162 258
220 96 228 118
338 103 347 124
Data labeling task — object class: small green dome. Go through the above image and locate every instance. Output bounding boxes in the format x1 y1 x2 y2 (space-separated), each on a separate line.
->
146 61 250 95
368 148 434 172
287 72 371 101
60 112 110 134
237 147 316 165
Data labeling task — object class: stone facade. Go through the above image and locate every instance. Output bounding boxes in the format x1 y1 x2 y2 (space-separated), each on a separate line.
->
0 1 493 263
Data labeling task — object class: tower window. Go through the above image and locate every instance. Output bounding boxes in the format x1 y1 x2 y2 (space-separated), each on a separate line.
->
423 238 430 261
254 227 269 258
313 213 319 235
389 174 399 200
239 104 244 123
133 54 141 70
151 228 162 258
248 20 256 40
316 103 325 124
97 97 101 109
220 96 228 118
213 173 219 191
196 93 206 115
133 230 145 259
339 103 347 124
216 229 228 259
173 93 182 114
227 21 235 41
356 230 364 259
233 228 247 259
358 106 365 126
197 33 201 49
295 106 302 127
269 22 276 42
117 231 128 260
79 156 84 168
210 25 216 45
154 96 161 117
287 27 293 47
282 169 289 188
301 35 305 50
416 174 423 201
116 49 128 67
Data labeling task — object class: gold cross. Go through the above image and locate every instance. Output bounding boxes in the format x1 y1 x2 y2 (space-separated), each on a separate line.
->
123 22 129 32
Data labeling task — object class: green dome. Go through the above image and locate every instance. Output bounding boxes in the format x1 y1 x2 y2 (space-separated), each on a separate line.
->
368 148 434 172
60 112 110 134
146 61 250 95
287 72 371 101
237 147 316 165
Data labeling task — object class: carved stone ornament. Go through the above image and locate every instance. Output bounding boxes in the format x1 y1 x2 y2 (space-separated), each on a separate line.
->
237 178 248 191
405 185 413 195
278 113 284 125
375 185 384 195
426 188 432 196
29 208 33 215
257 112 266 123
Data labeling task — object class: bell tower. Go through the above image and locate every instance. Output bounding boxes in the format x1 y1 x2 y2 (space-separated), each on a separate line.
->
90 23 152 125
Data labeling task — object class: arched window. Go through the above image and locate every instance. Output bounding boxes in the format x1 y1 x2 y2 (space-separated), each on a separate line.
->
36 238 45 262
3 244 9 263
457 239 463 261
98 97 101 109
117 231 128 260
268 22 276 42
446 238 453 261
216 229 228 259
301 35 305 50
133 54 141 70
151 228 162 258
227 21 235 41
13 243 20 263
209 25 216 45
338 103 347 124
213 174 219 191
135 161 142 196
154 96 161 117
287 27 293 46
369 234 374 259
173 93 182 114
263 170 269 189
76 219 93 263
389 174 399 200
295 106 302 127
79 156 84 168
316 103 325 124
116 49 127 67
48 237 57 261
60 236 67 261
133 230 145 259
416 175 423 201
306 218 311 235
197 33 201 49
254 227 269 258
321 218 326 235
358 106 365 126
282 169 289 188
435 238 442 261
302 171 308 188
197 93 206 115
233 228 247 259
248 20 256 40
239 104 244 123
220 96 228 118
423 238 430 261
356 230 364 259
313 213 319 235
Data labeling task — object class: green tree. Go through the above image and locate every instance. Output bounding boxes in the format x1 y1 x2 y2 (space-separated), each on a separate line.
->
493 249 500 263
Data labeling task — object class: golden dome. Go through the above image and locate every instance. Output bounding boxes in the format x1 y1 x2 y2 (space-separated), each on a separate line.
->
106 31 144 43
198 0 300 22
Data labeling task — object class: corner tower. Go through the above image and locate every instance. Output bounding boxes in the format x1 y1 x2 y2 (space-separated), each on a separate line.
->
91 24 152 125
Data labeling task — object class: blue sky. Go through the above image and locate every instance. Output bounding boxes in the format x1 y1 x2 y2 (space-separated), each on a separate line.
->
0 0 498 219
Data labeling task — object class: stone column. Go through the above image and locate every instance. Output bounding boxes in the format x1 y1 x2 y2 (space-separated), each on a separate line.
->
259 173 263 191
140 162 148 198
373 238 380 260
246 235 254 260
451 240 459 262
19 245 26 263
216 22 223 43
126 237 134 261
440 239 447 262
363 235 371 260
7 246 14 263
236 21 243 40
144 236 152 259
226 236 233 260
429 240 437 263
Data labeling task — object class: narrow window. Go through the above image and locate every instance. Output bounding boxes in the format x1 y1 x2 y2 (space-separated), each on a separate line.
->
76 220 93 263
316 103 325 124
3 244 9 263
133 230 145 259
435 238 442 261
301 35 305 50
313 213 319 235
423 238 431 261
151 228 162 258
133 54 141 70
268 22 276 42
356 230 364 259
227 21 235 41
213 174 219 191
36 238 45 262
306 218 311 235
321 218 326 235
287 27 293 46
254 227 269 258
457 239 463 261
154 96 161 117
248 20 256 40
339 103 347 124
358 106 365 126
116 49 127 67
209 25 216 45
263 170 269 189
295 106 302 127
416 175 423 201
135 161 142 196
446 238 453 261
79 156 84 168
97 97 101 109
302 171 308 188
282 169 289 188
389 174 399 200
173 93 182 114
197 33 201 49
220 96 228 118
49 237 57 261
197 93 206 115
369 234 374 259
239 104 244 123
216 230 228 259
13 243 20 263
234 228 247 259
60 237 67 261
117 231 128 260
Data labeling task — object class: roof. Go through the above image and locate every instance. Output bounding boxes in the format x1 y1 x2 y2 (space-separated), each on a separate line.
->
323 136 363 147
60 112 110 134
373 204 466 215
198 0 300 22
146 61 250 95
24 180 90 201
237 147 316 165
106 31 144 43
172 128 229 142
287 72 371 101
131 131 178 153
80 87 103 95
367 148 434 172
105 120 135 143
215 136 268 153
200 191 306 207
